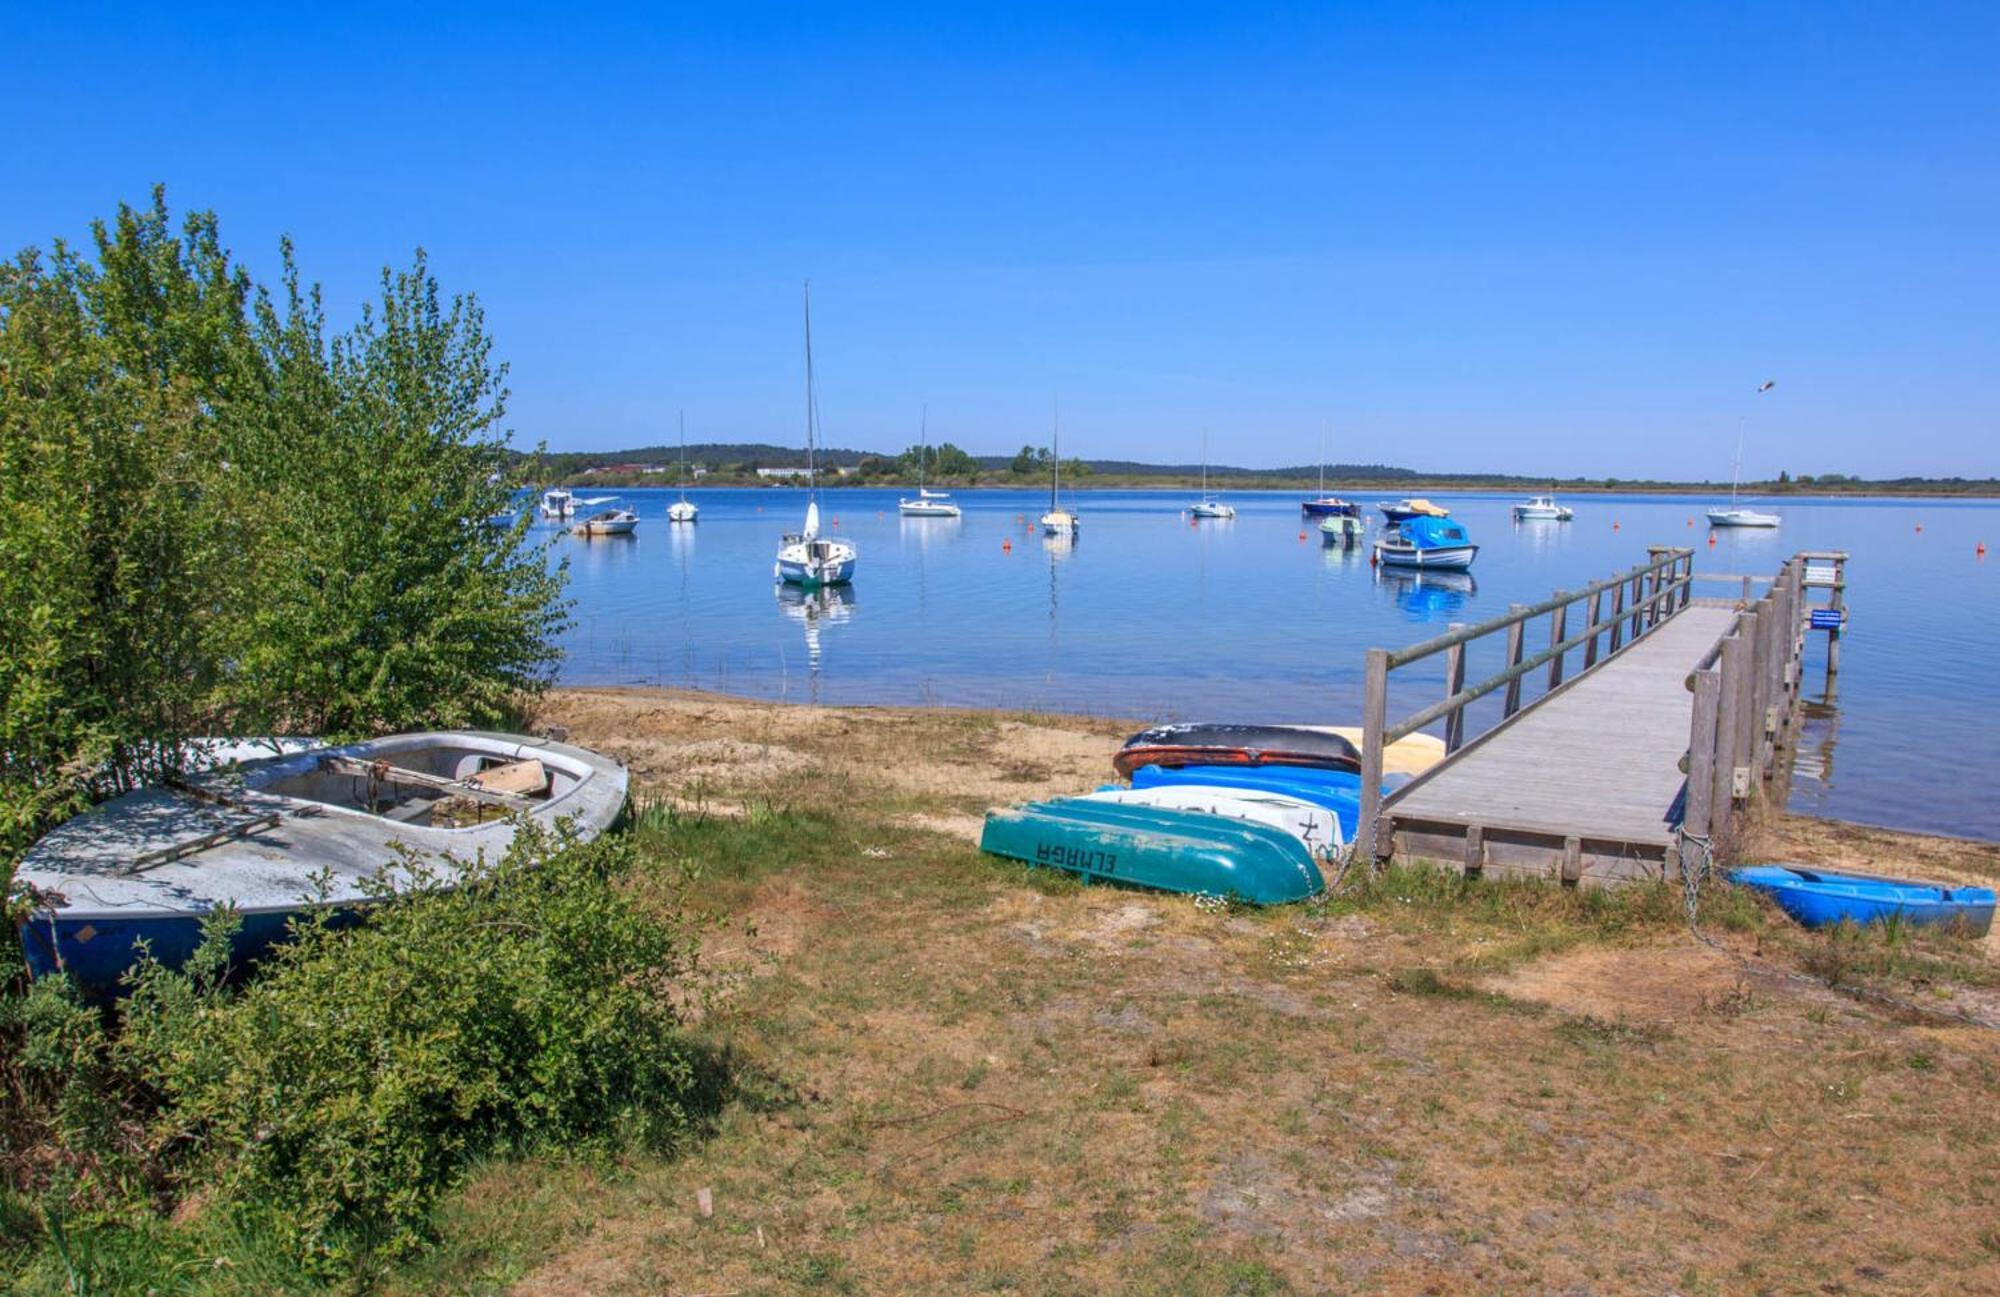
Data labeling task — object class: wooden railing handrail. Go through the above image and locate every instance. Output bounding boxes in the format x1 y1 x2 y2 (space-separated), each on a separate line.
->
1384 547 1692 669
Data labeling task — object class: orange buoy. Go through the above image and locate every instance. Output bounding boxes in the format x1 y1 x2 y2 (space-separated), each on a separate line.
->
1686 517 1693 527
1297 531 1307 541
1915 523 1923 533
1613 520 1621 530
1978 541 1988 557
1707 534 1717 546
1002 538 1012 552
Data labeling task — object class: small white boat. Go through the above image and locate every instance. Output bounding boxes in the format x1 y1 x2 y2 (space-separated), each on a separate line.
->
668 410 699 523
776 283 858 587
1374 516 1478 570
1512 494 1573 521
1188 430 1235 519
538 488 575 520
12 732 630 993
571 507 639 537
900 407 963 518
1040 401 1080 536
1706 506 1781 528
1318 512 1364 545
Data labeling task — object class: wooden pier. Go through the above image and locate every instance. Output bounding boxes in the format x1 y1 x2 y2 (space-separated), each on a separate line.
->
1356 548 1847 884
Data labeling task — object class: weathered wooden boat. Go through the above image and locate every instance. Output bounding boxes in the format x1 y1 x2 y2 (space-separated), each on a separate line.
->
1112 723 1362 778
980 800 1324 904
11 733 630 993
1373 516 1478 570
1083 786 1343 858
1729 866 1995 936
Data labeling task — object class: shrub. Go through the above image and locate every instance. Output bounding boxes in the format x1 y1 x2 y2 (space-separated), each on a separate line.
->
5 822 720 1280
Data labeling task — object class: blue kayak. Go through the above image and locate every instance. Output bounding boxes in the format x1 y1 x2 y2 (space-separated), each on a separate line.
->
1129 764 1397 843
1729 865 1995 936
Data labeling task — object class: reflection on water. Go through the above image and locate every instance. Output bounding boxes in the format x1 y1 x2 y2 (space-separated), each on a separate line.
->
1376 567 1477 621
550 486 2000 839
1788 695 1842 816
775 583 855 702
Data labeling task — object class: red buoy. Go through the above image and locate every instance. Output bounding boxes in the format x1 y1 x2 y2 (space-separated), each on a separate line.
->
1001 538 1012 552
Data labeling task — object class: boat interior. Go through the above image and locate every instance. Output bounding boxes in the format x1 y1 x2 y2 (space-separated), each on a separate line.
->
258 742 575 827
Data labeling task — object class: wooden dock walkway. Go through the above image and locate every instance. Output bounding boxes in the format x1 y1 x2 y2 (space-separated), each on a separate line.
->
1355 548 1840 886
1383 603 1737 882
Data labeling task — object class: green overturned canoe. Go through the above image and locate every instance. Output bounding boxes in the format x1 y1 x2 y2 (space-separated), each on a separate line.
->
980 799 1324 905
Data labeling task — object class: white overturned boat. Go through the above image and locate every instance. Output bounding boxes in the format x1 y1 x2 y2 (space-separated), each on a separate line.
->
1512 494 1573 521
12 733 629 994
1083 786 1343 859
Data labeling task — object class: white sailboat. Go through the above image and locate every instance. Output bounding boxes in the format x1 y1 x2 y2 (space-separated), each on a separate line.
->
1188 429 1235 519
899 405 961 518
1708 382 1782 528
667 410 698 523
774 282 857 587
1039 400 1079 537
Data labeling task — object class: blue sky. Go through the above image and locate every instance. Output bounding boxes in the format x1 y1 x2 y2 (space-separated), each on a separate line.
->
4 2 1995 477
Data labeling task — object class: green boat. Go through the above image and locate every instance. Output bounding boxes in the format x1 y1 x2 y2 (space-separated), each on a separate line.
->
979 800 1325 905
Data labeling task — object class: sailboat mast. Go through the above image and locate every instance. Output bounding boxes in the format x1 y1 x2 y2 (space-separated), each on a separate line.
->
1731 416 1745 505
803 281 817 501
919 403 928 492
678 409 688 502
1201 428 1208 500
1051 398 1061 512
1319 418 1327 495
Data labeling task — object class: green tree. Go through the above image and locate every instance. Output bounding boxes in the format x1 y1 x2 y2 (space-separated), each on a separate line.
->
1009 444 1048 475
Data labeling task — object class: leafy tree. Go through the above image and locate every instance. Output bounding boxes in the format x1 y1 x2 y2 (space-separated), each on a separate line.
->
1009 444 1048 475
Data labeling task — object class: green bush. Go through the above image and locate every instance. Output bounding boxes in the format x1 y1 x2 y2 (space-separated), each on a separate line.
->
4 823 721 1282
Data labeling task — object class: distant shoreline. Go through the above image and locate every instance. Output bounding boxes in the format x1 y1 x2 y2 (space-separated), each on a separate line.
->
551 475 2000 500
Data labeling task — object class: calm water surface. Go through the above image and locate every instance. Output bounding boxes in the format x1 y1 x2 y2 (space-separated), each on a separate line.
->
545 487 2000 840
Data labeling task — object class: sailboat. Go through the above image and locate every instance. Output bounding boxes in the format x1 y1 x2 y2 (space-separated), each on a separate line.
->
1188 429 1235 519
1300 421 1354 520
774 282 858 587
1039 401 1079 537
1707 382 1781 528
668 410 698 523
899 405 961 518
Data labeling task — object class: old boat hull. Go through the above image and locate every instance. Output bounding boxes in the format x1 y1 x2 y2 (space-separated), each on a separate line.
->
12 732 629 993
1113 723 1362 778
980 800 1324 904
1729 866 1995 935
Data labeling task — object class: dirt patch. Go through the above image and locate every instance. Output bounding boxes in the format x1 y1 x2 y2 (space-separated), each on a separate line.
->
1487 940 1851 1024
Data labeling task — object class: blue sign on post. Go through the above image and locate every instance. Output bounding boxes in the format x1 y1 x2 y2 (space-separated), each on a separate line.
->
1810 608 1846 630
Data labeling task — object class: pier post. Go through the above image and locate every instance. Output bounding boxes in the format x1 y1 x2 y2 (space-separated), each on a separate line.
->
1443 624 1468 753
1502 605 1527 716
1686 668 1720 841
1608 581 1626 655
1358 648 1389 863
1584 590 1604 669
1825 556 1845 687
1730 611 1759 798
1547 595 1570 691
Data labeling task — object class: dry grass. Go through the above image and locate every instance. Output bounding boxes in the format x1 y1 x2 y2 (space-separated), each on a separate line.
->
392 689 1999 1296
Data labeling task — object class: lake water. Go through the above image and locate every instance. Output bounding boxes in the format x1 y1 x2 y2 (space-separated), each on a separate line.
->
547 486 1999 841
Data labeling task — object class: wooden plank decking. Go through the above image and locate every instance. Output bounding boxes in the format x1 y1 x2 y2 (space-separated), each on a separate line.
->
1382 603 1739 884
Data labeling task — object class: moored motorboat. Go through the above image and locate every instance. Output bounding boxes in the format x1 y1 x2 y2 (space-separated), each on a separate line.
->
11 732 631 993
539 488 575 520
571 506 639 536
1380 497 1449 521
1318 509 1364 545
1512 494 1573 521
1728 866 1994 935
980 800 1324 904
1373 515 1477 570
1113 722 1362 778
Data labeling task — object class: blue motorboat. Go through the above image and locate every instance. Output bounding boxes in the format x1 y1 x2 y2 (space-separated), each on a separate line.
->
1728 865 1995 936
1373 515 1478 571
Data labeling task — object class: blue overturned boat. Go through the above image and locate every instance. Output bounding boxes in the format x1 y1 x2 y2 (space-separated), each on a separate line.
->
1728 865 1995 936
979 799 1325 904
1127 763 1405 845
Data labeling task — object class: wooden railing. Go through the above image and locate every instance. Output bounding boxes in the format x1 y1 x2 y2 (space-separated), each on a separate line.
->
1355 546 1697 860
1680 550 1845 851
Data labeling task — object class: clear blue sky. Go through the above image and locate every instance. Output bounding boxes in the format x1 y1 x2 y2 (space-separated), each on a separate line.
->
4 2 1995 478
